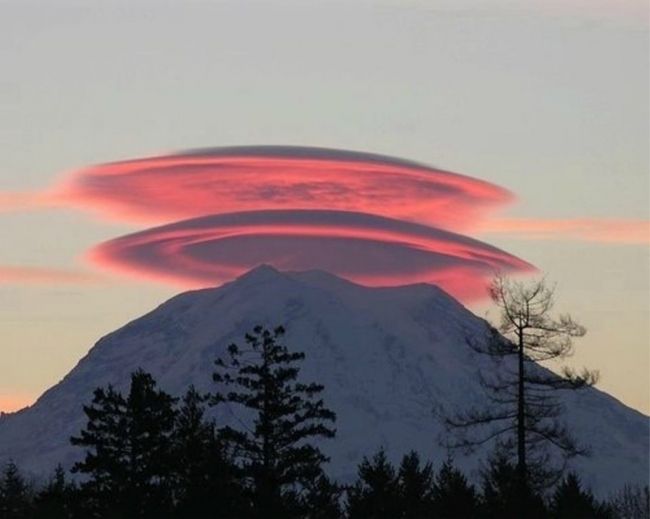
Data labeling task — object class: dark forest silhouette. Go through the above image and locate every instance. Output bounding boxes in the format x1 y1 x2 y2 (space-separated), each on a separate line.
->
0 325 647 518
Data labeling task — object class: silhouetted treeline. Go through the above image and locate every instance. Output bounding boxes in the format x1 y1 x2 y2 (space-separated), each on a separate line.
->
0 326 647 518
3 452 648 518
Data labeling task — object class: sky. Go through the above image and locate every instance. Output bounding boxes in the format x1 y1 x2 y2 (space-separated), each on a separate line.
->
0 0 648 414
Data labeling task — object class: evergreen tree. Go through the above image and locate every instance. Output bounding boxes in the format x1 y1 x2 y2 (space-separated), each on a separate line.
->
397 451 435 518
301 474 343 519
479 450 547 519
432 460 479 518
212 325 336 518
171 385 244 518
70 369 177 518
0 461 32 519
71 382 127 515
33 465 75 519
346 449 401 519
551 472 606 519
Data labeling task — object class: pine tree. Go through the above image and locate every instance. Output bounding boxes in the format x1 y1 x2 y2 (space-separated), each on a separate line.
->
212 325 336 518
346 449 401 519
171 386 244 518
70 382 127 512
301 474 343 519
432 460 478 518
397 451 435 518
70 369 177 518
0 461 32 519
479 449 546 519
33 464 75 519
551 473 611 519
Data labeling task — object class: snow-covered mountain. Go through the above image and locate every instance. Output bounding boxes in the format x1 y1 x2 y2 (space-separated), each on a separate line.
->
0 266 647 495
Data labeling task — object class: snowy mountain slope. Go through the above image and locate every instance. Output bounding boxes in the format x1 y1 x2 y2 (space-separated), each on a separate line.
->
0 266 647 495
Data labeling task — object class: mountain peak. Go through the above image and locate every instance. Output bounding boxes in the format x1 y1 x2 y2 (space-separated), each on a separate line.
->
236 263 282 280
0 265 647 496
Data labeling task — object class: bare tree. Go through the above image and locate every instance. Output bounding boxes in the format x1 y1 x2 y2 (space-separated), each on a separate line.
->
443 274 599 491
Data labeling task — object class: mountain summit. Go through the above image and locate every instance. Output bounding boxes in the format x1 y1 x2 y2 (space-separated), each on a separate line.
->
0 266 647 494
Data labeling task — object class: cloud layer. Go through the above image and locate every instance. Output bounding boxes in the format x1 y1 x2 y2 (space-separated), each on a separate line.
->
54 146 512 229
2 146 569 300
89 209 534 301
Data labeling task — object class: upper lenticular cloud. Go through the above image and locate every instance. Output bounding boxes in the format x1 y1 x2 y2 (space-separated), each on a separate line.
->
89 209 534 301
55 146 512 229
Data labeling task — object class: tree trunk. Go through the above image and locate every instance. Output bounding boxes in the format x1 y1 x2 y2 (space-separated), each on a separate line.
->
517 328 527 514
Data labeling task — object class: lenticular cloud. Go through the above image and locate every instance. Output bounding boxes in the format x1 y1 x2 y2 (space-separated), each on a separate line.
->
56 146 512 229
63 145 533 301
89 210 533 301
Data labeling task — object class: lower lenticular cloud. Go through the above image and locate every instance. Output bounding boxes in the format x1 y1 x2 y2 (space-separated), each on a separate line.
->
89 210 534 301
55 146 512 229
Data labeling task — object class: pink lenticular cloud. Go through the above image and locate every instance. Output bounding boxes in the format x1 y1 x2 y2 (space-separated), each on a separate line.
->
3 146 646 246
479 218 650 244
88 209 535 301
3 145 647 296
54 146 513 229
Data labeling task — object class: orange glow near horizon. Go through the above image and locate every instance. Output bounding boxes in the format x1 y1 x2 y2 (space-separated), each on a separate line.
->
0 394 34 414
